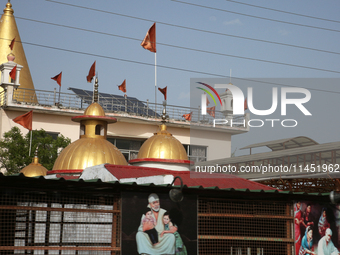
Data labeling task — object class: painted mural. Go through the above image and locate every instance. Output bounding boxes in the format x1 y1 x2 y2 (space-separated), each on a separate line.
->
294 201 340 255
122 192 197 255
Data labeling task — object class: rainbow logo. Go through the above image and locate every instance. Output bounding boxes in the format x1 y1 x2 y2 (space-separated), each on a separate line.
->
196 82 222 106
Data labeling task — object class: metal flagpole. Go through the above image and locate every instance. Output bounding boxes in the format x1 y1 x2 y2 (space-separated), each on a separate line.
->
58 85 61 105
29 130 32 157
155 53 157 117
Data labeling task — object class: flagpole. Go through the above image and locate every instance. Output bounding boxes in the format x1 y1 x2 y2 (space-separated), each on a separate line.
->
155 53 157 117
29 130 32 157
58 85 61 105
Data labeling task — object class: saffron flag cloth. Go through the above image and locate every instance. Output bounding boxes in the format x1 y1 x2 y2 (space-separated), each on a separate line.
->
182 112 192 121
51 72 62 87
205 92 210 106
13 110 33 130
207 106 215 118
87 61 96 83
9 65 17 80
9 37 15 51
244 98 248 110
118 79 127 93
158 86 167 100
141 23 156 53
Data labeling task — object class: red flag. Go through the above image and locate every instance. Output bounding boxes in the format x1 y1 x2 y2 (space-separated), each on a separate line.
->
158 86 167 100
182 112 192 121
118 79 127 93
13 110 33 131
9 65 17 80
9 37 15 51
141 23 156 53
207 106 215 118
51 72 62 87
87 61 96 83
244 98 248 110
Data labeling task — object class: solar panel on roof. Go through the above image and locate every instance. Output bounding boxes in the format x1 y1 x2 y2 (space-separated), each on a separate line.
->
68 87 159 117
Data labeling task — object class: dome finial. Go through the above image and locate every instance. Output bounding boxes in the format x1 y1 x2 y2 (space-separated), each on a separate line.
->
93 76 99 103
161 101 169 124
4 0 13 14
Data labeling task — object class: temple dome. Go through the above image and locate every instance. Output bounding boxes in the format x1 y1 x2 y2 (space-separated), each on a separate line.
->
20 154 47 177
52 78 128 171
136 124 188 160
84 102 105 116
52 137 127 170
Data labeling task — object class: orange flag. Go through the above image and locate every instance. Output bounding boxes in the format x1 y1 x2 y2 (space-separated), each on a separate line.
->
182 112 192 121
207 106 215 118
244 98 248 110
118 79 127 93
87 61 96 83
205 92 210 106
13 110 33 130
9 37 15 51
141 23 156 53
158 86 167 100
9 65 17 80
51 72 62 86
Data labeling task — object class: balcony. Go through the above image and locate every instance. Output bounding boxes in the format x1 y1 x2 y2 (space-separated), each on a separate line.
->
0 87 248 130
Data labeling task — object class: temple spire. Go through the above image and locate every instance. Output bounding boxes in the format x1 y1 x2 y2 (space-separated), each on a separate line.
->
0 0 37 103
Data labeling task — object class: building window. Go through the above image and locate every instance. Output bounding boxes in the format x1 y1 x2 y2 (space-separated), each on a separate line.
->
184 145 207 162
46 131 59 140
95 125 104 136
80 124 85 135
107 137 145 162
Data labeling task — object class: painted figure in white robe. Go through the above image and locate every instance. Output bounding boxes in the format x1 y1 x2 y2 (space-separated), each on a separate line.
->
317 228 340 255
136 193 175 255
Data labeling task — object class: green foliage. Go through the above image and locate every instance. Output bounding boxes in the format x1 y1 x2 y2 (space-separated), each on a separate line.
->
0 127 71 175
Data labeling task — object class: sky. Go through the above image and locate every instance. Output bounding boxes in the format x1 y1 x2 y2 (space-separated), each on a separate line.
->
8 0 340 156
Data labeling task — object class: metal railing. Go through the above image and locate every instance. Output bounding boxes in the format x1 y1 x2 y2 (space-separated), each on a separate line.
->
3 87 247 128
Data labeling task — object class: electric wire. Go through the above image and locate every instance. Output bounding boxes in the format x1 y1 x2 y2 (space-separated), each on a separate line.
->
170 0 340 33
40 2 340 56
7 39 340 95
225 0 340 24
10 16 340 75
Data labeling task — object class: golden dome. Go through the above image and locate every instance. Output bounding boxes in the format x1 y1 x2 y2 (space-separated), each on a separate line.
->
52 77 128 170
0 1 37 103
137 124 188 160
52 137 127 170
20 154 47 177
84 102 105 116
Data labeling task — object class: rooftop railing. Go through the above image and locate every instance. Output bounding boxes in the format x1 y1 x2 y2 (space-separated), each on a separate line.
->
3 87 247 128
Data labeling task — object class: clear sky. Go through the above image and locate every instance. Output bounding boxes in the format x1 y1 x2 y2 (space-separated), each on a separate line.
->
9 0 340 156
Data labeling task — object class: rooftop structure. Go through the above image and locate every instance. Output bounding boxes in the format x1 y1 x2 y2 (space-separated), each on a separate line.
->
197 136 340 192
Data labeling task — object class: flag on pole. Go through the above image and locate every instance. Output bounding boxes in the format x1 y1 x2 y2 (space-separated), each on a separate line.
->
9 37 15 51
13 111 33 130
141 23 156 53
207 106 215 118
87 61 96 82
244 98 248 110
118 79 127 93
182 112 192 121
158 86 167 100
51 72 62 86
9 65 17 80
